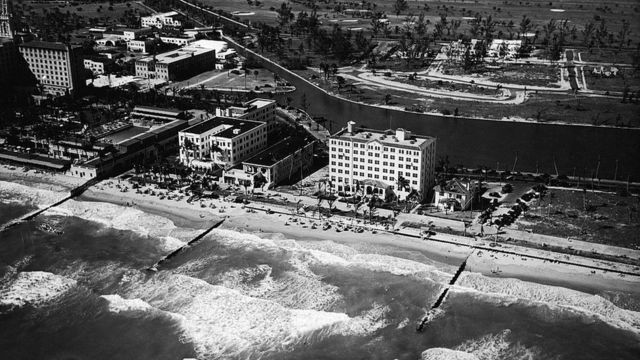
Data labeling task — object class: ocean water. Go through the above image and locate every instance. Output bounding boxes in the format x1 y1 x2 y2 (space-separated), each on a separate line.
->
0 198 639 360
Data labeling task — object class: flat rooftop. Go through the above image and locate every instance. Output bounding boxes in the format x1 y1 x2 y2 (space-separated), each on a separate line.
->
138 40 216 65
182 116 263 138
245 98 275 109
101 126 149 144
132 105 184 117
244 136 313 166
19 41 70 51
332 126 435 149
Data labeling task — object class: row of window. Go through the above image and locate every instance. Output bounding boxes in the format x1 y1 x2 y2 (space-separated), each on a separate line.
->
330 140 421 155
330 176 419 186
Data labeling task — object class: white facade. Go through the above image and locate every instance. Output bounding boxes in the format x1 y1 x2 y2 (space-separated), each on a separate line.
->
329 122 436 200
215 98 277 133
127 39 149 53
178 117 267 169
159 36 195 46
141 11 182 29
84 59 105 74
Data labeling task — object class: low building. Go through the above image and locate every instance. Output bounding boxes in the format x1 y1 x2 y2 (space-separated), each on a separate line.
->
488 39 521 58
433 178 479 211
70 119 189 179
130 106 188 122
223 136 315 188
159 35 195 47
329 121 436 201
178 116 267 170
83 57 116 75
127 39 154 53
141 11 183 29
135 39 216 81
18 40 85 96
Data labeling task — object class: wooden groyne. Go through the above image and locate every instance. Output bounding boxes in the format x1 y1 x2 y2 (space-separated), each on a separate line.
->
416 254 472 332
0 177 101 233
147 218 225 272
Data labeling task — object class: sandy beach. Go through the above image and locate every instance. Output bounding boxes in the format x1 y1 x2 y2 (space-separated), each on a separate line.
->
2 166 640 299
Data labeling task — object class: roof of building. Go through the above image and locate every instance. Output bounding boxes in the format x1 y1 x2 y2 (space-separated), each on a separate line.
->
137 40 216 64
332 126 435 150
132 105 184 117
244 98 276 109
243 136 314 166
434 178 474 195
19 41 69 51
181 116 264 138
143 11 179 18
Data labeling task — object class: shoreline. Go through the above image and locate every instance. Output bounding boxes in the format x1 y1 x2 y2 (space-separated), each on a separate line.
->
2 168 639 299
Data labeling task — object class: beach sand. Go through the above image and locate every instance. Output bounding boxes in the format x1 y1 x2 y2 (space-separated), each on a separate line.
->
2 167 639 298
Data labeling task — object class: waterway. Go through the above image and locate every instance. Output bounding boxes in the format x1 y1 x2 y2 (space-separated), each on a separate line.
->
229 43 640 180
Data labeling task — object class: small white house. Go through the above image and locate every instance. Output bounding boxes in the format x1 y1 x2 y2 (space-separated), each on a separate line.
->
433 178 478 211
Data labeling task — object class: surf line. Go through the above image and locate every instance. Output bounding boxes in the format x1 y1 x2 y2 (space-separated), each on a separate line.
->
0 177 101 233
416 250 473 332
147 218 225 272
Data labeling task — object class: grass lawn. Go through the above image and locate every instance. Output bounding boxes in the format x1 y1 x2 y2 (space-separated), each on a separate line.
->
296 68 640 126
582 66 640 93
29 1 151 19
515 188 640 250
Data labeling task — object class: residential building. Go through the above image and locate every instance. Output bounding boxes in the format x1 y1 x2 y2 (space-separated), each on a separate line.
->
328 121 436 200
135 39 216 81
223 136 315 187
141 11 183 29
433 178 479 211
178 116 267 170
19 41 85 96
215 98 277 134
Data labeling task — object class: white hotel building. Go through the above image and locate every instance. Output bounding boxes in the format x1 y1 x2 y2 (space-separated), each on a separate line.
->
329 122 436 200
178 117 267 170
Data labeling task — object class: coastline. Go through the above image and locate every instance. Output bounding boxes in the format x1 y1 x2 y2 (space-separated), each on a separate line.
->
2 167 639 300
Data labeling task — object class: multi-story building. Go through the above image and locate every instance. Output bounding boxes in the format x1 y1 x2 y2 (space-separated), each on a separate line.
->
215 98 277 134
19 41 85 96
135 40 216 81
141 11 183 29
0 38 18 87
178 116 267 170
223 136 315 188
328 121 436 200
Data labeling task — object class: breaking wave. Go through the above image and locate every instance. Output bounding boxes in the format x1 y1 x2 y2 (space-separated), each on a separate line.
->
454 273 640 334
453 329 543 360
116 272 380 359
0 271 77 311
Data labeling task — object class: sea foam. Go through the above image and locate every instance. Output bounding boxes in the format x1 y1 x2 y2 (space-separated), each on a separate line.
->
0 271 77 310
454 272 640 334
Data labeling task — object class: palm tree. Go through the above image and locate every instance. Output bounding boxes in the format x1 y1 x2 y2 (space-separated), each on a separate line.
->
396 175 410 193
367 194 379 223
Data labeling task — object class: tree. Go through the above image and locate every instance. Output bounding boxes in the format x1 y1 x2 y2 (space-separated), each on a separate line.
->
393 0 408 16
367 195 379 223
276 2 294 28
519 15 533 39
